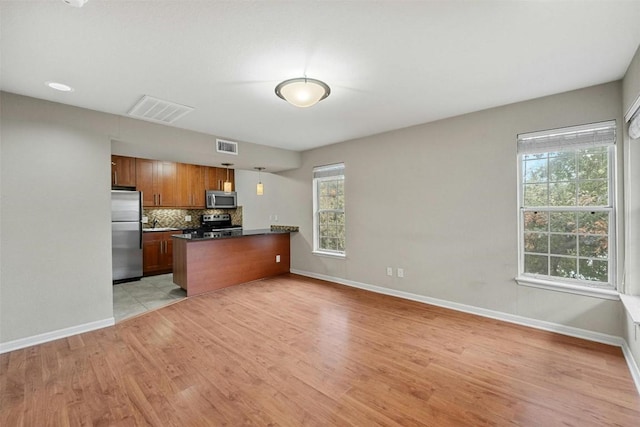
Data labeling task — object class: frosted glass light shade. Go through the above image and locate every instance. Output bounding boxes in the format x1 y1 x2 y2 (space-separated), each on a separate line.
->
257 182 264 196
275 77 330 108
223 181 232 192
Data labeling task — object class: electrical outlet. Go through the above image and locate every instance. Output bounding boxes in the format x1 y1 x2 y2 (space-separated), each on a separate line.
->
386 267 393 276
273 214 279 222
276 255 281 263
397 268 404 278
141 216 148 224
185 215 191 222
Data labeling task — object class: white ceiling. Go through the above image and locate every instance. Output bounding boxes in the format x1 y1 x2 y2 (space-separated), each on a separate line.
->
2 1 640 152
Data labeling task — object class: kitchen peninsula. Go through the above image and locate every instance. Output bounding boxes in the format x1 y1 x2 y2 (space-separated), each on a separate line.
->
172 229 293 296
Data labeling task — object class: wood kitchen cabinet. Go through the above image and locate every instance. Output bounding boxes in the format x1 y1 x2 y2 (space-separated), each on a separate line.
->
111 155 136 188
176 163 205 208
136 158 177 207
143 231 174 276
205 166 235 192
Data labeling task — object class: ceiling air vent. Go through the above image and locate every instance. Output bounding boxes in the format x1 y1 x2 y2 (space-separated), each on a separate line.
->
216 139 238 155
127 95 194 124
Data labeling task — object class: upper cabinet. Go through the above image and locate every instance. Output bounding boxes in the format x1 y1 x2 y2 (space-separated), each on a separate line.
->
136 158 177 207
176 163 205 208
113 156 233 208
111 155 136 188
205 167 235 192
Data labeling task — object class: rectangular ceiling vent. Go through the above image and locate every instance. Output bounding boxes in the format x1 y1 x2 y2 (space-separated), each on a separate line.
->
216 138 238 155
127 95 194 124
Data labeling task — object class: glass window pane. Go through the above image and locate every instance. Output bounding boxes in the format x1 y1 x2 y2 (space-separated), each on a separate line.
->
523 211 548 232
524 233 548 254
550 234 577 256
524 183 548 206
577 211 608 235
578 180 608 206
579 235 608 259
549 182 576 206
320 237 329 249
549 212 577 233
578 148 608 180
550 256 577 279
524 158 547 183
524 254 548 275
578 258 608 283
518 131 613 287
549 153 576 182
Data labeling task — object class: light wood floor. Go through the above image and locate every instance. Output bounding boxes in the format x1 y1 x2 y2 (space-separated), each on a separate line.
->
2 274 639 426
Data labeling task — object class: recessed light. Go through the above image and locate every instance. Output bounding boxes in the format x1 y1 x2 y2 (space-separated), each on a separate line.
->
46 81 74 92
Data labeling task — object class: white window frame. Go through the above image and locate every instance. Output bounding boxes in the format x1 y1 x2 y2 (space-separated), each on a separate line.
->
516 121 619 300
312 163 346 258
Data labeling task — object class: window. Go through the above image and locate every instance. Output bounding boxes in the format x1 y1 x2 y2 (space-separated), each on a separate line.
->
313 163 345 256
517 121 616 293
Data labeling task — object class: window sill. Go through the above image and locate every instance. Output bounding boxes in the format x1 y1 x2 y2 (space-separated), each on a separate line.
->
312 250 346 259
620 294 640 324
515 276 619 300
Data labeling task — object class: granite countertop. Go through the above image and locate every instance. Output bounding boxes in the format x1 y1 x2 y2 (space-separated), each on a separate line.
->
143 227 183 232
173 228 295 241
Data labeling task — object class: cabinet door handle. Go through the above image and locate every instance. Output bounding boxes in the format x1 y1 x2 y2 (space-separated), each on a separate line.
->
153 194 157 205
114 171 118 185
159 194 162 205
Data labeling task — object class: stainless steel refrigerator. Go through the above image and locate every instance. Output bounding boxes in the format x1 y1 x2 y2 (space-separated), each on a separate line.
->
112 190 143 283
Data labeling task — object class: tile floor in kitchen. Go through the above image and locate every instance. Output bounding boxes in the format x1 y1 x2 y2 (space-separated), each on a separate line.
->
113 274 187 322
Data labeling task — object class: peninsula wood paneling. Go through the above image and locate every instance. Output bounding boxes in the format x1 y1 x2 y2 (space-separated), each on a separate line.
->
172 233 290 296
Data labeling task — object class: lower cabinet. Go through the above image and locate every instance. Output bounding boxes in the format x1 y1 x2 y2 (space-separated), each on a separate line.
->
143 231 174 276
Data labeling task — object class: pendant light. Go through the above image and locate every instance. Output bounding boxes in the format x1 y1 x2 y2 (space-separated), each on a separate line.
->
221 163 233 192
254 167 265 196
275 77 330 108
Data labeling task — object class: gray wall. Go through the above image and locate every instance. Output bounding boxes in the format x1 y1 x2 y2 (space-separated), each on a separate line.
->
623 44 640 117
1 77 634 350
622 44 640 371
0 93 114 342
235 169 301 230
274 82 624 336
0 92 301 346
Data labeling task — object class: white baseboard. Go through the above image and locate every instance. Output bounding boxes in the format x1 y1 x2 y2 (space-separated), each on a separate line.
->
290 269 640 394
0 317 115 354
621 340 640 394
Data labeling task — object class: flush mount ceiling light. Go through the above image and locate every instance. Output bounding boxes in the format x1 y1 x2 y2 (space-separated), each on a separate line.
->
45 81 74 92
255 167 265 196
275 77 330 108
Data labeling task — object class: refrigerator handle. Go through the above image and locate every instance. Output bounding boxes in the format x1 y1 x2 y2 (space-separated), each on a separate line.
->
139 192 143 249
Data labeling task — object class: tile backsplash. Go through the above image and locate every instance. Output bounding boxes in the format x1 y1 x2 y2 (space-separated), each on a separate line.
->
143 206 242 229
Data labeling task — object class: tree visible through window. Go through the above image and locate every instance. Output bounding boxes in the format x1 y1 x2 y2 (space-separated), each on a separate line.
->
313 163 345 255
518 122 615 289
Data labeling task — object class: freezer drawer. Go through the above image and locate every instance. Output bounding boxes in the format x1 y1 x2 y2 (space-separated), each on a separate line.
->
112 221 143 281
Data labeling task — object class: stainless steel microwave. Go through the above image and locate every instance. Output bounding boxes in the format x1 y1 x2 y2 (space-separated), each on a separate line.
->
206 190 237 209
